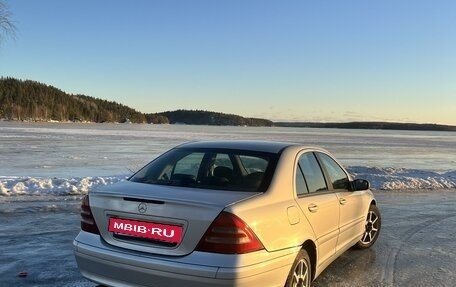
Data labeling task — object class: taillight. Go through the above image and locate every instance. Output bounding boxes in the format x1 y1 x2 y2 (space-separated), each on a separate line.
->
196 211 264 254
80 194 100 234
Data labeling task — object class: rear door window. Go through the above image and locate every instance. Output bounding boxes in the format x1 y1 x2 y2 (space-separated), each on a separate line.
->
298 153 328 194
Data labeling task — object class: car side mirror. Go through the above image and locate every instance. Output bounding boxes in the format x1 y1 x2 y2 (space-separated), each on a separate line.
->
351 179 370 191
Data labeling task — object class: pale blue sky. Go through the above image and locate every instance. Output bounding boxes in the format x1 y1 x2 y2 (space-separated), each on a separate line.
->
1 0 455 124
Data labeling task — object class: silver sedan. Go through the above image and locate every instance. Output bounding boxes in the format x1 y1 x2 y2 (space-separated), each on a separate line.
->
74 141 381 287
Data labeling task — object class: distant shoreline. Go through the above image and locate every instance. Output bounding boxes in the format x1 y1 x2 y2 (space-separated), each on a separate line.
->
2 118 455 132
2 78 455 131
275 121 456 132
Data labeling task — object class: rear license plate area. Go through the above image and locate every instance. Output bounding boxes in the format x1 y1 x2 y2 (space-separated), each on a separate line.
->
108 217 183 244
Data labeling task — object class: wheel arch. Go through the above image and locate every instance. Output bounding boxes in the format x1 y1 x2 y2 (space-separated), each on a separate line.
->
302 240 317 281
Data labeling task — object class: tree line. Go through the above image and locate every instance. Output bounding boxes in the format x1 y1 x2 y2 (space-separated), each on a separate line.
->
275 121 456 132
0 77 273 126
160 110 273 126
0 77 147 123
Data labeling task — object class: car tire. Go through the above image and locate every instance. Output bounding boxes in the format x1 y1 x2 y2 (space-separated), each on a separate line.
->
285 249 312 287
355 204 381 249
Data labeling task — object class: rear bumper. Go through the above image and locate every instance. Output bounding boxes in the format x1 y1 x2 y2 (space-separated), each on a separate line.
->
74 231 299 287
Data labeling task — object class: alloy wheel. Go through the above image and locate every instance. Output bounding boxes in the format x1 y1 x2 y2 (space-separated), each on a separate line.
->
361 210 379 244
292 259 311 287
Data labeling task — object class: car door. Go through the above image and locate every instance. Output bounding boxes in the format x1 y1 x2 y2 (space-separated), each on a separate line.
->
294 152 340 267
315 152 366 251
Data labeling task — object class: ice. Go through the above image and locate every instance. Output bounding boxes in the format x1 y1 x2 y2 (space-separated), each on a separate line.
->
1 122 455 193
0 175 127 196
0 123 455 286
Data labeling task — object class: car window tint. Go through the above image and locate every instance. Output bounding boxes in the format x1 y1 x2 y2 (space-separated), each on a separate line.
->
298 153 327 193
295 163 309 195
317 153 350 190
130 148 277 192
239 155 268 174
173 152 204 178
214 153 233 169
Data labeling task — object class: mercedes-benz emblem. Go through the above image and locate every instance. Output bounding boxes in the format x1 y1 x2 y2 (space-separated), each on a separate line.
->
138 203 147 213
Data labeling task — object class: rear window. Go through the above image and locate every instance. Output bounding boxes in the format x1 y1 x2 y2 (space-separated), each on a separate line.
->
130 148 278 192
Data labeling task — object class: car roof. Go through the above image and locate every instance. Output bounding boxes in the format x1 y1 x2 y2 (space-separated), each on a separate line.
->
175 140 298 154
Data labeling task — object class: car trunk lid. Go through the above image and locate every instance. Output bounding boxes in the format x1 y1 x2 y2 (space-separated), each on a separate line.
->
88 181 260 256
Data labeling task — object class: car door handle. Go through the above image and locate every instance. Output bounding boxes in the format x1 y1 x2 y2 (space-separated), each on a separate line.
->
339 198 347 205
308 203 319 213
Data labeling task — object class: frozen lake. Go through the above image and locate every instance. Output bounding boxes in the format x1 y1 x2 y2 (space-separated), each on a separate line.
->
1 121 455 194
0 122 455 286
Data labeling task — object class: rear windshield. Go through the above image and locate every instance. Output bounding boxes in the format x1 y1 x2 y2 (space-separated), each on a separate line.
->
129 148 278 192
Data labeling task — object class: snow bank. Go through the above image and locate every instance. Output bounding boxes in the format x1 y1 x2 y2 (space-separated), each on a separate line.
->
0 175 127 196
347 167 456 190
1 167 455 196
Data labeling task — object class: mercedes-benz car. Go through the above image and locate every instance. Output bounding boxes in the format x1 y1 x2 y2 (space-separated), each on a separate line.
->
74 141 381 287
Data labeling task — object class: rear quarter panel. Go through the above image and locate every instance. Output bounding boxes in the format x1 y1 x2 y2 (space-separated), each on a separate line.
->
225 146 317 252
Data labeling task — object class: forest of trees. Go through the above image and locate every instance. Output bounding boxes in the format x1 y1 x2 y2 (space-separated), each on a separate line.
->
0 77 273 126
157 110 273 126
0 77 146 123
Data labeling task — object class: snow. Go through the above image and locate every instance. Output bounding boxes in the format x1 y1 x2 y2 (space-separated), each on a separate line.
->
0 175 127 196
347 166 456 190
